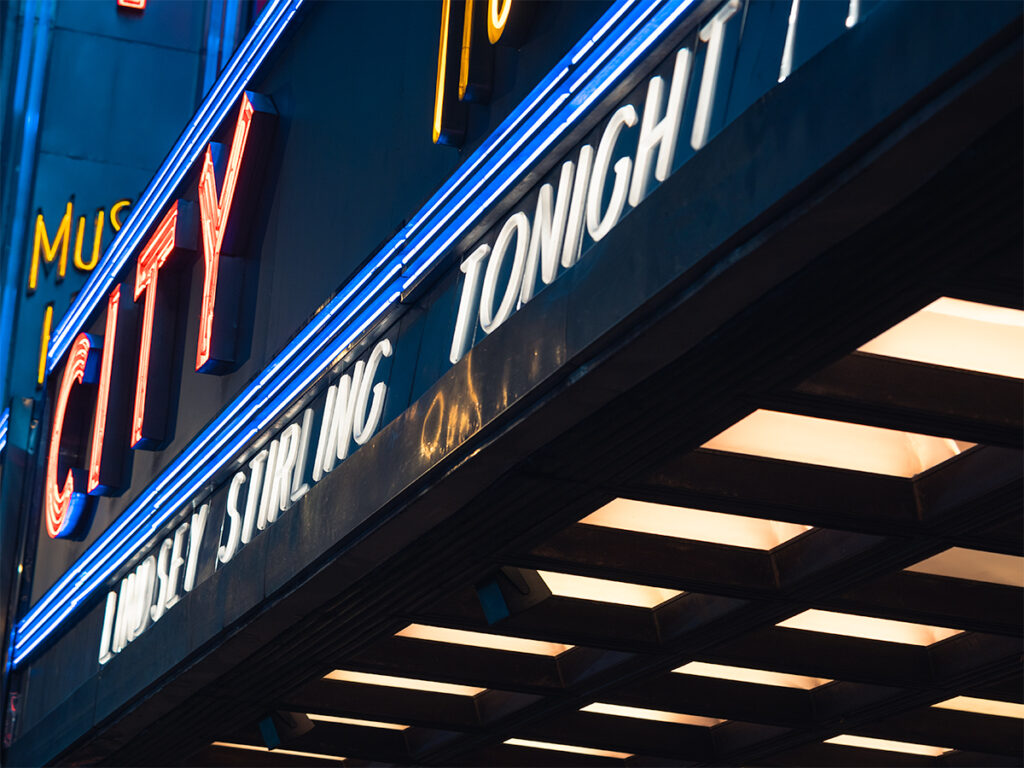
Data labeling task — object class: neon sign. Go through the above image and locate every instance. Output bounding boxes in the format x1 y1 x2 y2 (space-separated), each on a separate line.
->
17 0 878 666
433 0 533 146
45 333 99 539
31 197 131 389
17 0 693 663
196 92 275 372
28 198 131 294
42 93 275 539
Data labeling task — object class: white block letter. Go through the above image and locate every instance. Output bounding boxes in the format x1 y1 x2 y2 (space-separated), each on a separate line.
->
691 1 739 150
480 212 530 334
521 160 575 306
353 339 393 445
184 504 209 591
219 472 246 564
449 245 490 363
629 48 692 206
587 106 638 242
562 145 594 269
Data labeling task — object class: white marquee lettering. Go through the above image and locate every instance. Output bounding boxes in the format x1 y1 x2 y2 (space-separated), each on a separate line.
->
587 105 638 242
691 0 739 150
630 48 691 206
521 160 575 306
480 212 530 334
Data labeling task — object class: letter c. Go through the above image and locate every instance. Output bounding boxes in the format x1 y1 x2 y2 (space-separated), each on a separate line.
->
45 332 100 538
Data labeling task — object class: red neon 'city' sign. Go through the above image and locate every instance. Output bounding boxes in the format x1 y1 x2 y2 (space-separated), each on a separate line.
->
44 93 276 539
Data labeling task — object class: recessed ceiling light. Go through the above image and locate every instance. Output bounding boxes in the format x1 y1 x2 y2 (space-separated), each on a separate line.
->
537 570 681 608
581 498 810 550
932 696 1024 719
825 734 950 756
212 741 346 762
505 738 632 759
703 410 973 477
906 547 1024 588
674 661 830 690
306 714 409 730
325 670 484 697
777 609 961 645
582 702 724 727
858 297 1024 379
397 623 572 656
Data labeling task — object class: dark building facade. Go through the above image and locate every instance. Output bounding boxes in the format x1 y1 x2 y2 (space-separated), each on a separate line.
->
1 1 1021 765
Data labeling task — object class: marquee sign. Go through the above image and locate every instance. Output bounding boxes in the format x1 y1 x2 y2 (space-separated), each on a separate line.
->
14 0 878 669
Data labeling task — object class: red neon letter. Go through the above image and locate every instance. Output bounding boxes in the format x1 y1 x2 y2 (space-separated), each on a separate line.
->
88 287 119 492
132 202 193 449
88 284 138 494
195 92 276 373
45 333 99 539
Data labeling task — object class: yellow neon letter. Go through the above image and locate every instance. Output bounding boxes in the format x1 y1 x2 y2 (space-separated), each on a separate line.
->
487 0 512 43
29 202 72 293
73 216 86 271
74 209 104 271
434 0 453 144
110 199 131 231
37 302 54 386
459 0 474 100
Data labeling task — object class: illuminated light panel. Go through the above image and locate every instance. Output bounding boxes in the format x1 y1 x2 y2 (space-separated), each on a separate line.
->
117 0 147 9
906 547 1024 588
777 609 961 646
326 670 485 697
505 738 632 760
583 702 724 727
825 734 950 757
212 742 345 762
933 696 1024 719
702 410 973 477
538 570 681 608
674 661 830 690
19 0 706 667
307 714 409 730
397 623 571 656
858 297 1024 379
581 498 810 549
